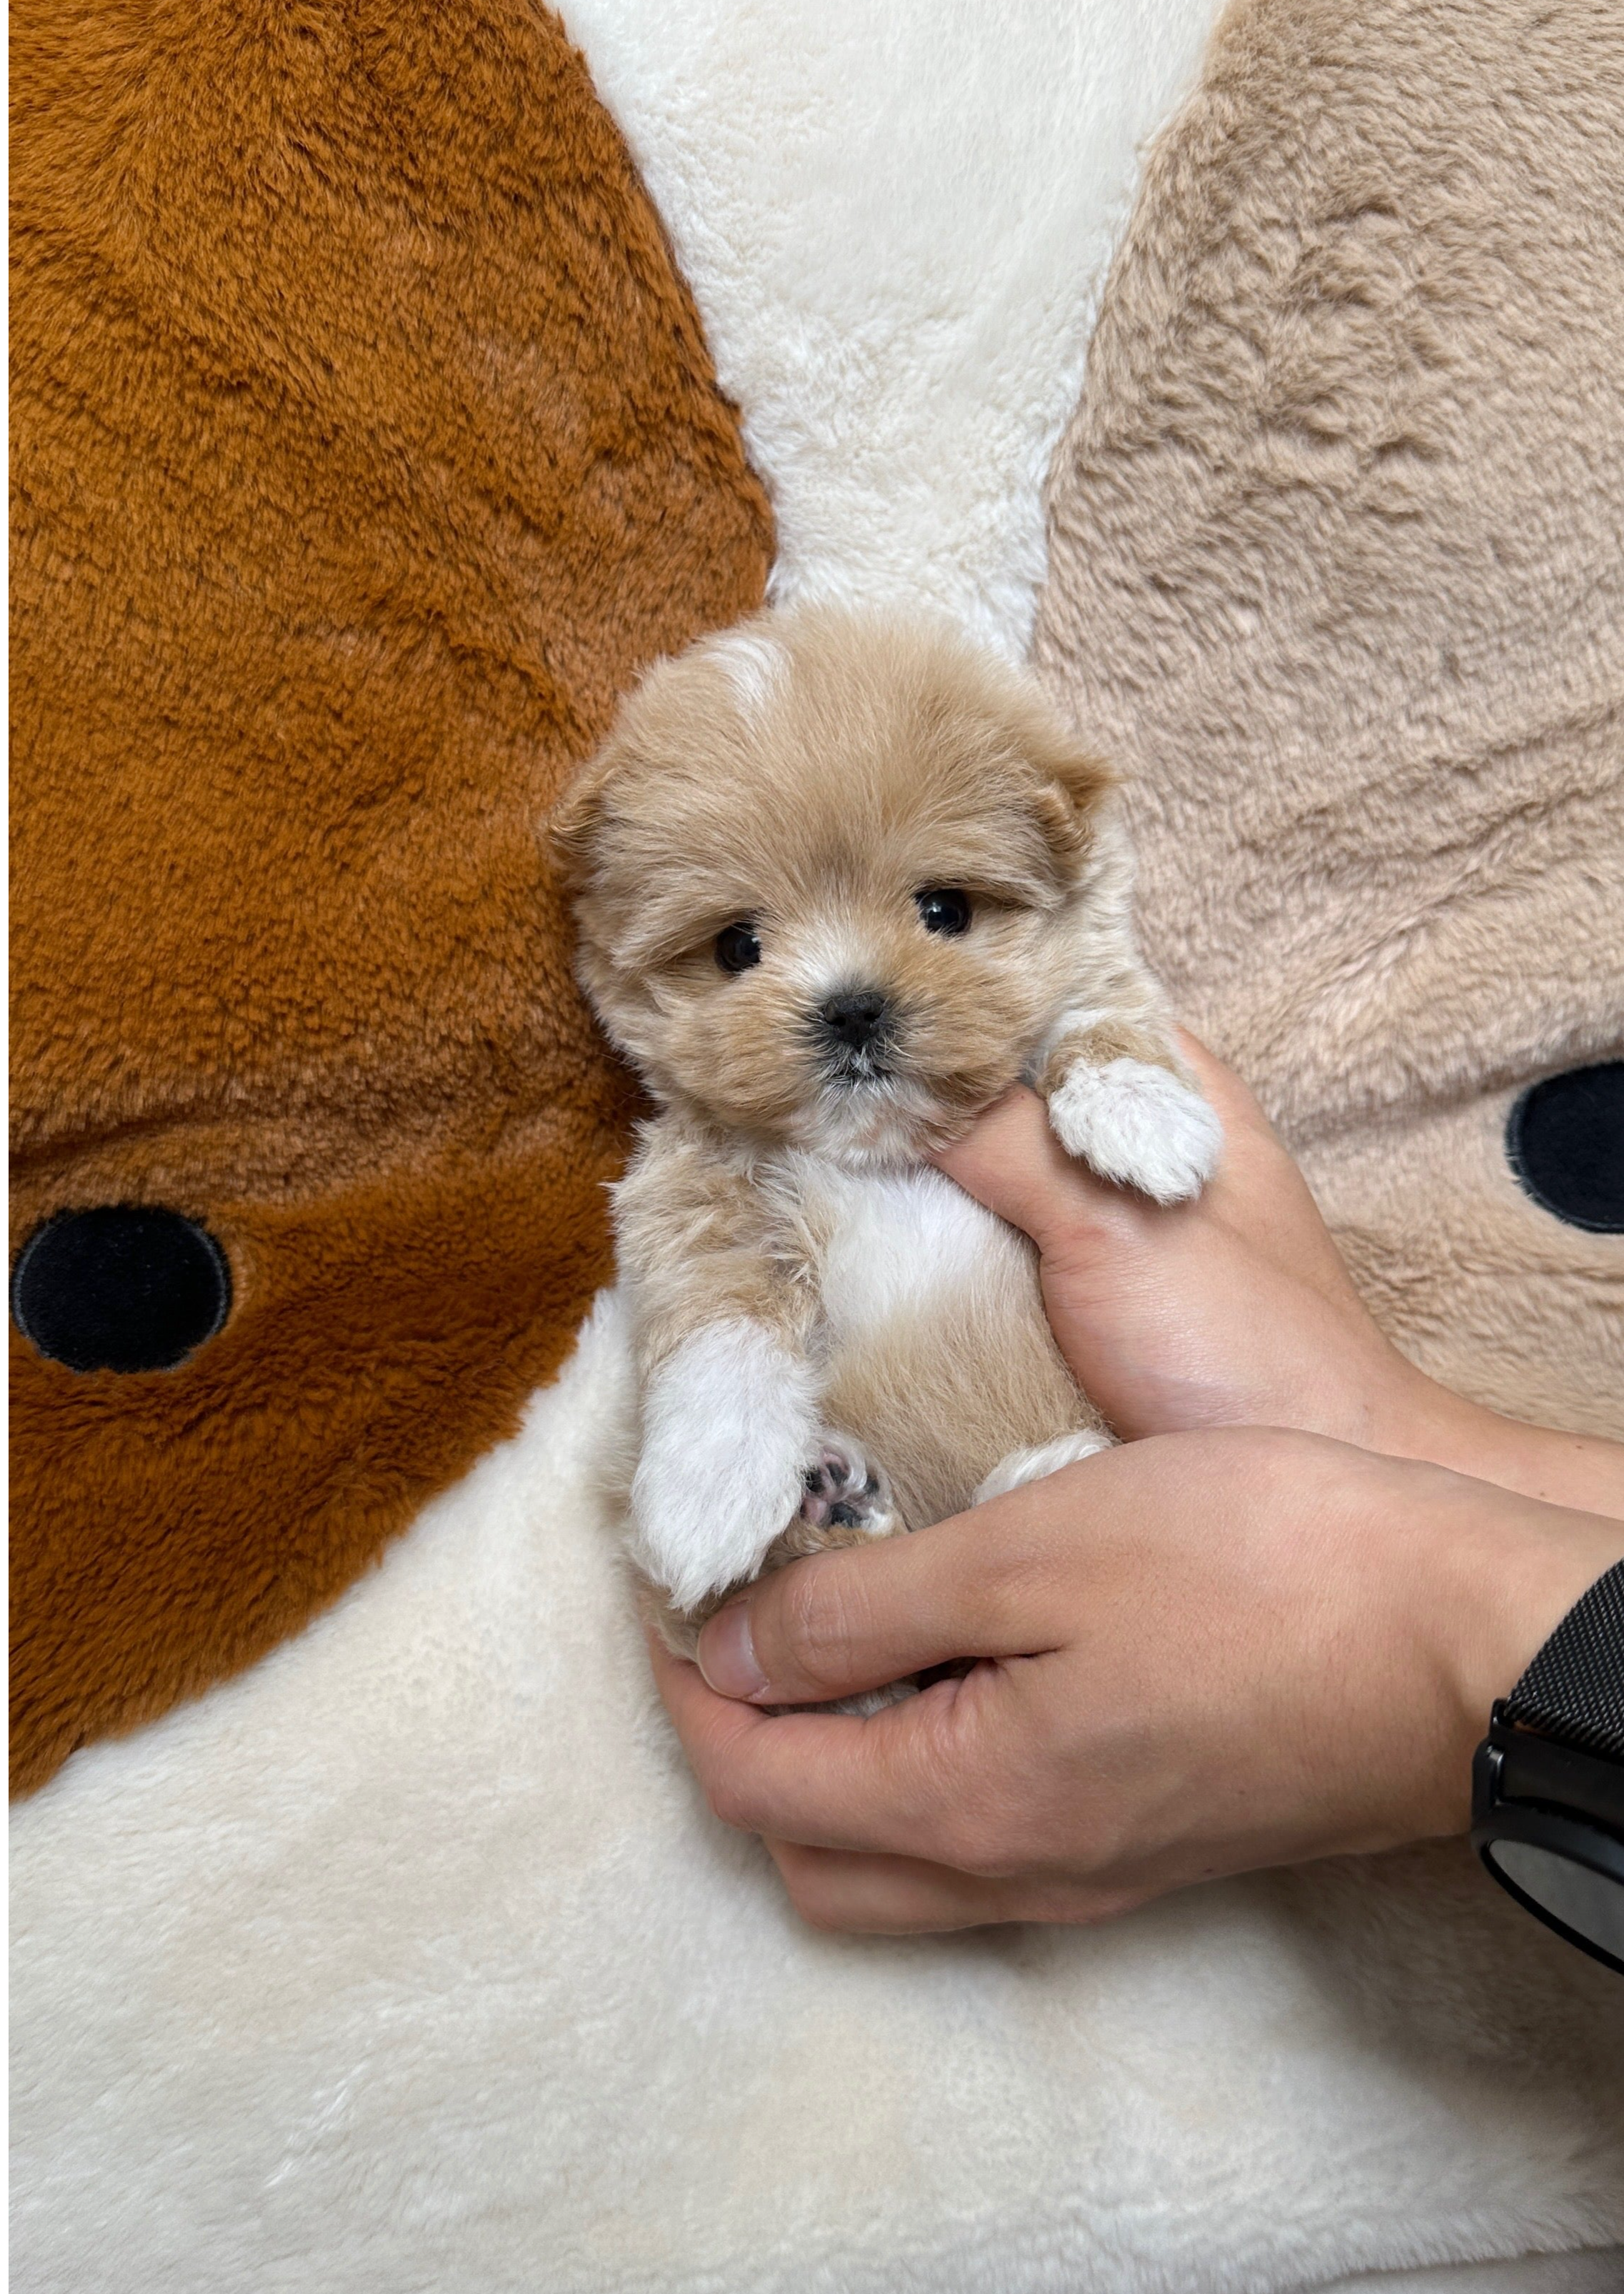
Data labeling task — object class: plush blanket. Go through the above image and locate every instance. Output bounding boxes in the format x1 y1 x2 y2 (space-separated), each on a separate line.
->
12 3 1623 2290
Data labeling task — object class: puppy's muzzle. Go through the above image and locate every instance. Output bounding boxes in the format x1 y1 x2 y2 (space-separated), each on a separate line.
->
816 988 896 1078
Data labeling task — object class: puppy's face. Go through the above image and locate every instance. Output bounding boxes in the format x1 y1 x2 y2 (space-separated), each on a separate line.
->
553 610 1116 1160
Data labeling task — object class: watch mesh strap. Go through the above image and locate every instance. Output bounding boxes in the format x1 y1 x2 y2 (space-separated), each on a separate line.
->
1504 1558 1624 1760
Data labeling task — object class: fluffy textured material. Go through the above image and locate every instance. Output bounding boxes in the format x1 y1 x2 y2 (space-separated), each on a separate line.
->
14 1 1624 2288
1033 0 1624 1438
557 0 1223 655
9 0 770 1792
11 1300 1624 2294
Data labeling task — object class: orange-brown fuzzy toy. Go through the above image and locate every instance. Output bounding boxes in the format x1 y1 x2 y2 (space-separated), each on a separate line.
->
9 0 771 1795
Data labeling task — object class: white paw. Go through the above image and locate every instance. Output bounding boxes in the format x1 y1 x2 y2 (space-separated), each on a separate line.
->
1046 1058 1223 1204
630 1321 818 1612
972 1426 1113 1506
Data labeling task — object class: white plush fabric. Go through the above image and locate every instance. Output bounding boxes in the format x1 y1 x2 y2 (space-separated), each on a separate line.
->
14 1301 1624 2293
1323 2265 1624 2294
559 0 1220 657
14 5 1624 2289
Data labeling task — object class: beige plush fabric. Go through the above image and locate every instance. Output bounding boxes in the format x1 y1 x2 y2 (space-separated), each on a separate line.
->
1034 0 1623 1431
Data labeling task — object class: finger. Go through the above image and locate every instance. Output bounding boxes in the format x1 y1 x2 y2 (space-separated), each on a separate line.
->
1170 1029 1276 1143
1171 1029 1306 1212
761 1838 1027 1933
762 1840 1148 1933
929 1083 1121 1251
650 1629 1013 1860
1172 1031 1373 1306
693 1488 1078 1705
933 1047 1276 1248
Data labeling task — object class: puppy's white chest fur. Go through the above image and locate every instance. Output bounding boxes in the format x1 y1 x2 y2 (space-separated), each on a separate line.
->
562 602 1224 1621
766 1151 1089 1535
790 1158 1023 1346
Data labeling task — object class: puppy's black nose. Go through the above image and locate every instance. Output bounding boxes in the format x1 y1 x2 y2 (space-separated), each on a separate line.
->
819 990 890 1051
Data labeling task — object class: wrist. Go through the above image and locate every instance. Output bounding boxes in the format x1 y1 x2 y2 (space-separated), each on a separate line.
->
1440 1484 1624 1797
1363 1460 1623 1848
1378 1367 1624 1522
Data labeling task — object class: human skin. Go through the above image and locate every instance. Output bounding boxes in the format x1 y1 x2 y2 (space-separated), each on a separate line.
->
648 1039 1624 1933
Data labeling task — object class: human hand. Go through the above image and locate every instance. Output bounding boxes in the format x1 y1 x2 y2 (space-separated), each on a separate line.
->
936 1038 1624 1519
658 1428 1623 1933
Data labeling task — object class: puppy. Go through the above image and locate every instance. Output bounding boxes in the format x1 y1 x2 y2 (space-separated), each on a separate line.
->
551 607 1222 1653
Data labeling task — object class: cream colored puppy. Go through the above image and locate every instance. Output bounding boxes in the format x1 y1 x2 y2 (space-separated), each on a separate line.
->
553 608 1222 1648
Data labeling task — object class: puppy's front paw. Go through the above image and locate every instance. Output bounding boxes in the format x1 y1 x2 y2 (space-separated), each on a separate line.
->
1046 1057 1222 1204
630 1321 819 1613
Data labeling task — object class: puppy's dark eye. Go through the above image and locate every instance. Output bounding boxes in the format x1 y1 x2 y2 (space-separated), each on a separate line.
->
714 922 762 974
915 887 971 936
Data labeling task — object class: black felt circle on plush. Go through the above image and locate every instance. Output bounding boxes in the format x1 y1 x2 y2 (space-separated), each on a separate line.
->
11 1206 232 1373
1505 1063 1624 1234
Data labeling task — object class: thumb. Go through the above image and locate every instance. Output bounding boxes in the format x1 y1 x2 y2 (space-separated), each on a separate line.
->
930 1084 1123 1253
694 1494 1063 1704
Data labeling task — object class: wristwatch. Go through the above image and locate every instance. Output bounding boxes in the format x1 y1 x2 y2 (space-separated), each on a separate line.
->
1473 1558 1624 1973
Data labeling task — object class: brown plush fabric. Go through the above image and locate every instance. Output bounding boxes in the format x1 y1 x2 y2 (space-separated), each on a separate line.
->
1034 0 1623 1431
9 0 771 1794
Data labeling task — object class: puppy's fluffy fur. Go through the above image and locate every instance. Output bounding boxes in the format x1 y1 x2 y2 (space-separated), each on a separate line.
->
553 608 1221 1643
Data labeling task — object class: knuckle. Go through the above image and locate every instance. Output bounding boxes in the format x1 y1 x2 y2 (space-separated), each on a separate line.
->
902 1703 1014 1877
773 1844 853 1933
969 1535 1059 1641
1046 1192 1136 1263
703 1773 761 1833
783 1875 851 1935
939 1808 1016 1880
1224 1420 1313 1498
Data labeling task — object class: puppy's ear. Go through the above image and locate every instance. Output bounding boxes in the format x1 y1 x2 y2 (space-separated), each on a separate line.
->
548 735 628 891
1020 706 1118 869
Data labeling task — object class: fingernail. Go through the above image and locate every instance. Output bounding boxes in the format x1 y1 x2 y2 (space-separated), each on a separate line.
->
697 1599 768 1701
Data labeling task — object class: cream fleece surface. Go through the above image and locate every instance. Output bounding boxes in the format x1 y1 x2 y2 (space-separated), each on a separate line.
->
14 3 1624 2290
13 1299 1624 2294
557 0 1221 656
